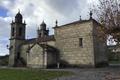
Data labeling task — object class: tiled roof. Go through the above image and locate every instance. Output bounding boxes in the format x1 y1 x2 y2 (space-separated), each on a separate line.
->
37 35 55 42
22 35 55 45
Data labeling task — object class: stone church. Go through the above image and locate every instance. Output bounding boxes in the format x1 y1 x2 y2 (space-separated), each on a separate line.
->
8 11 108 68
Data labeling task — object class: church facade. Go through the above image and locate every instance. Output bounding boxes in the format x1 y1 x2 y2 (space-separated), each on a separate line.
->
8 11 108 68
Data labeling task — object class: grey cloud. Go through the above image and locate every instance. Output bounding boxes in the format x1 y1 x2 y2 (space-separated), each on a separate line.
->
0 42 9 55
0 18 10 38
44 0 87 16
0 18 10 55
23 3 36 17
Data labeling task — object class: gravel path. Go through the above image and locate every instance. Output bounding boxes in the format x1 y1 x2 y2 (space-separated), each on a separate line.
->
52 67 120 80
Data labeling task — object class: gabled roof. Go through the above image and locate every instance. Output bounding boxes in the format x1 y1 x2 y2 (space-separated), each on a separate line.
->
20 35 55 47
26 38 36 44
54 19 102 29
25 35 55 44
27 42 57 54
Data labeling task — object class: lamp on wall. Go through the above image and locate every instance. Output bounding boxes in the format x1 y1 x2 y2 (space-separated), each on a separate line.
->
6 45 13 50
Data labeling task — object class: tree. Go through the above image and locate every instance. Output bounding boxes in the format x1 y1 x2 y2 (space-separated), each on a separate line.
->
92 0 120 44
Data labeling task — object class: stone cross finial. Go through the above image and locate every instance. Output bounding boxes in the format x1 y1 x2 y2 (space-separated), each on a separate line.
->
12 20 13 23
55 20 58 27
80 16 82 21
18 9 20 13
90 11 93 19
24 20 26 24
42 20 44 23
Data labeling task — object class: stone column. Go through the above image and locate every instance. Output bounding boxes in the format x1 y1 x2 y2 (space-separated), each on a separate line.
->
43 48 47 68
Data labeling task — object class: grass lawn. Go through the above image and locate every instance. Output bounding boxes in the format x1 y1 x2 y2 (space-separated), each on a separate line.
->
0 68 73 80
109 60 120 64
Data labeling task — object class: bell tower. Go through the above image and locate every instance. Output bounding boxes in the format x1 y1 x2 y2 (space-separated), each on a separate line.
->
37 21 49 38
11 11 26 40
9 11 26 66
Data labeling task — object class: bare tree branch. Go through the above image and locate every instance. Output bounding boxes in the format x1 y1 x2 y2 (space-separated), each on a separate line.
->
92 0 120 43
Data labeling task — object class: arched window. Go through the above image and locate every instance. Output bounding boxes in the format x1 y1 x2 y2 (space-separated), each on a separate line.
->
12 27 14 36
19 27 22 36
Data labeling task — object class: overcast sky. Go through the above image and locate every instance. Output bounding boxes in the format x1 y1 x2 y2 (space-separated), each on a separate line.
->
0 0 98 56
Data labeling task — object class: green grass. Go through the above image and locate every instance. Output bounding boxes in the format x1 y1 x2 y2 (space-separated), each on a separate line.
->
109 60 120 64
0 69 73 80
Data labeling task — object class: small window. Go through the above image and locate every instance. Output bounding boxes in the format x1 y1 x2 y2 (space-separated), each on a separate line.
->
12 27 14 36
17 52 20 59
19 27 22 36
79 38 83 47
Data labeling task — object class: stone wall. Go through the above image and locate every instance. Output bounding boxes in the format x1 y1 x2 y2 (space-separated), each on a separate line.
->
9 39 25 66
47 51 57 66
46 41 55 46
27 44 43 68
20 43 32 64
92 21 108 66
55 21 95 67
20 40 56 68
